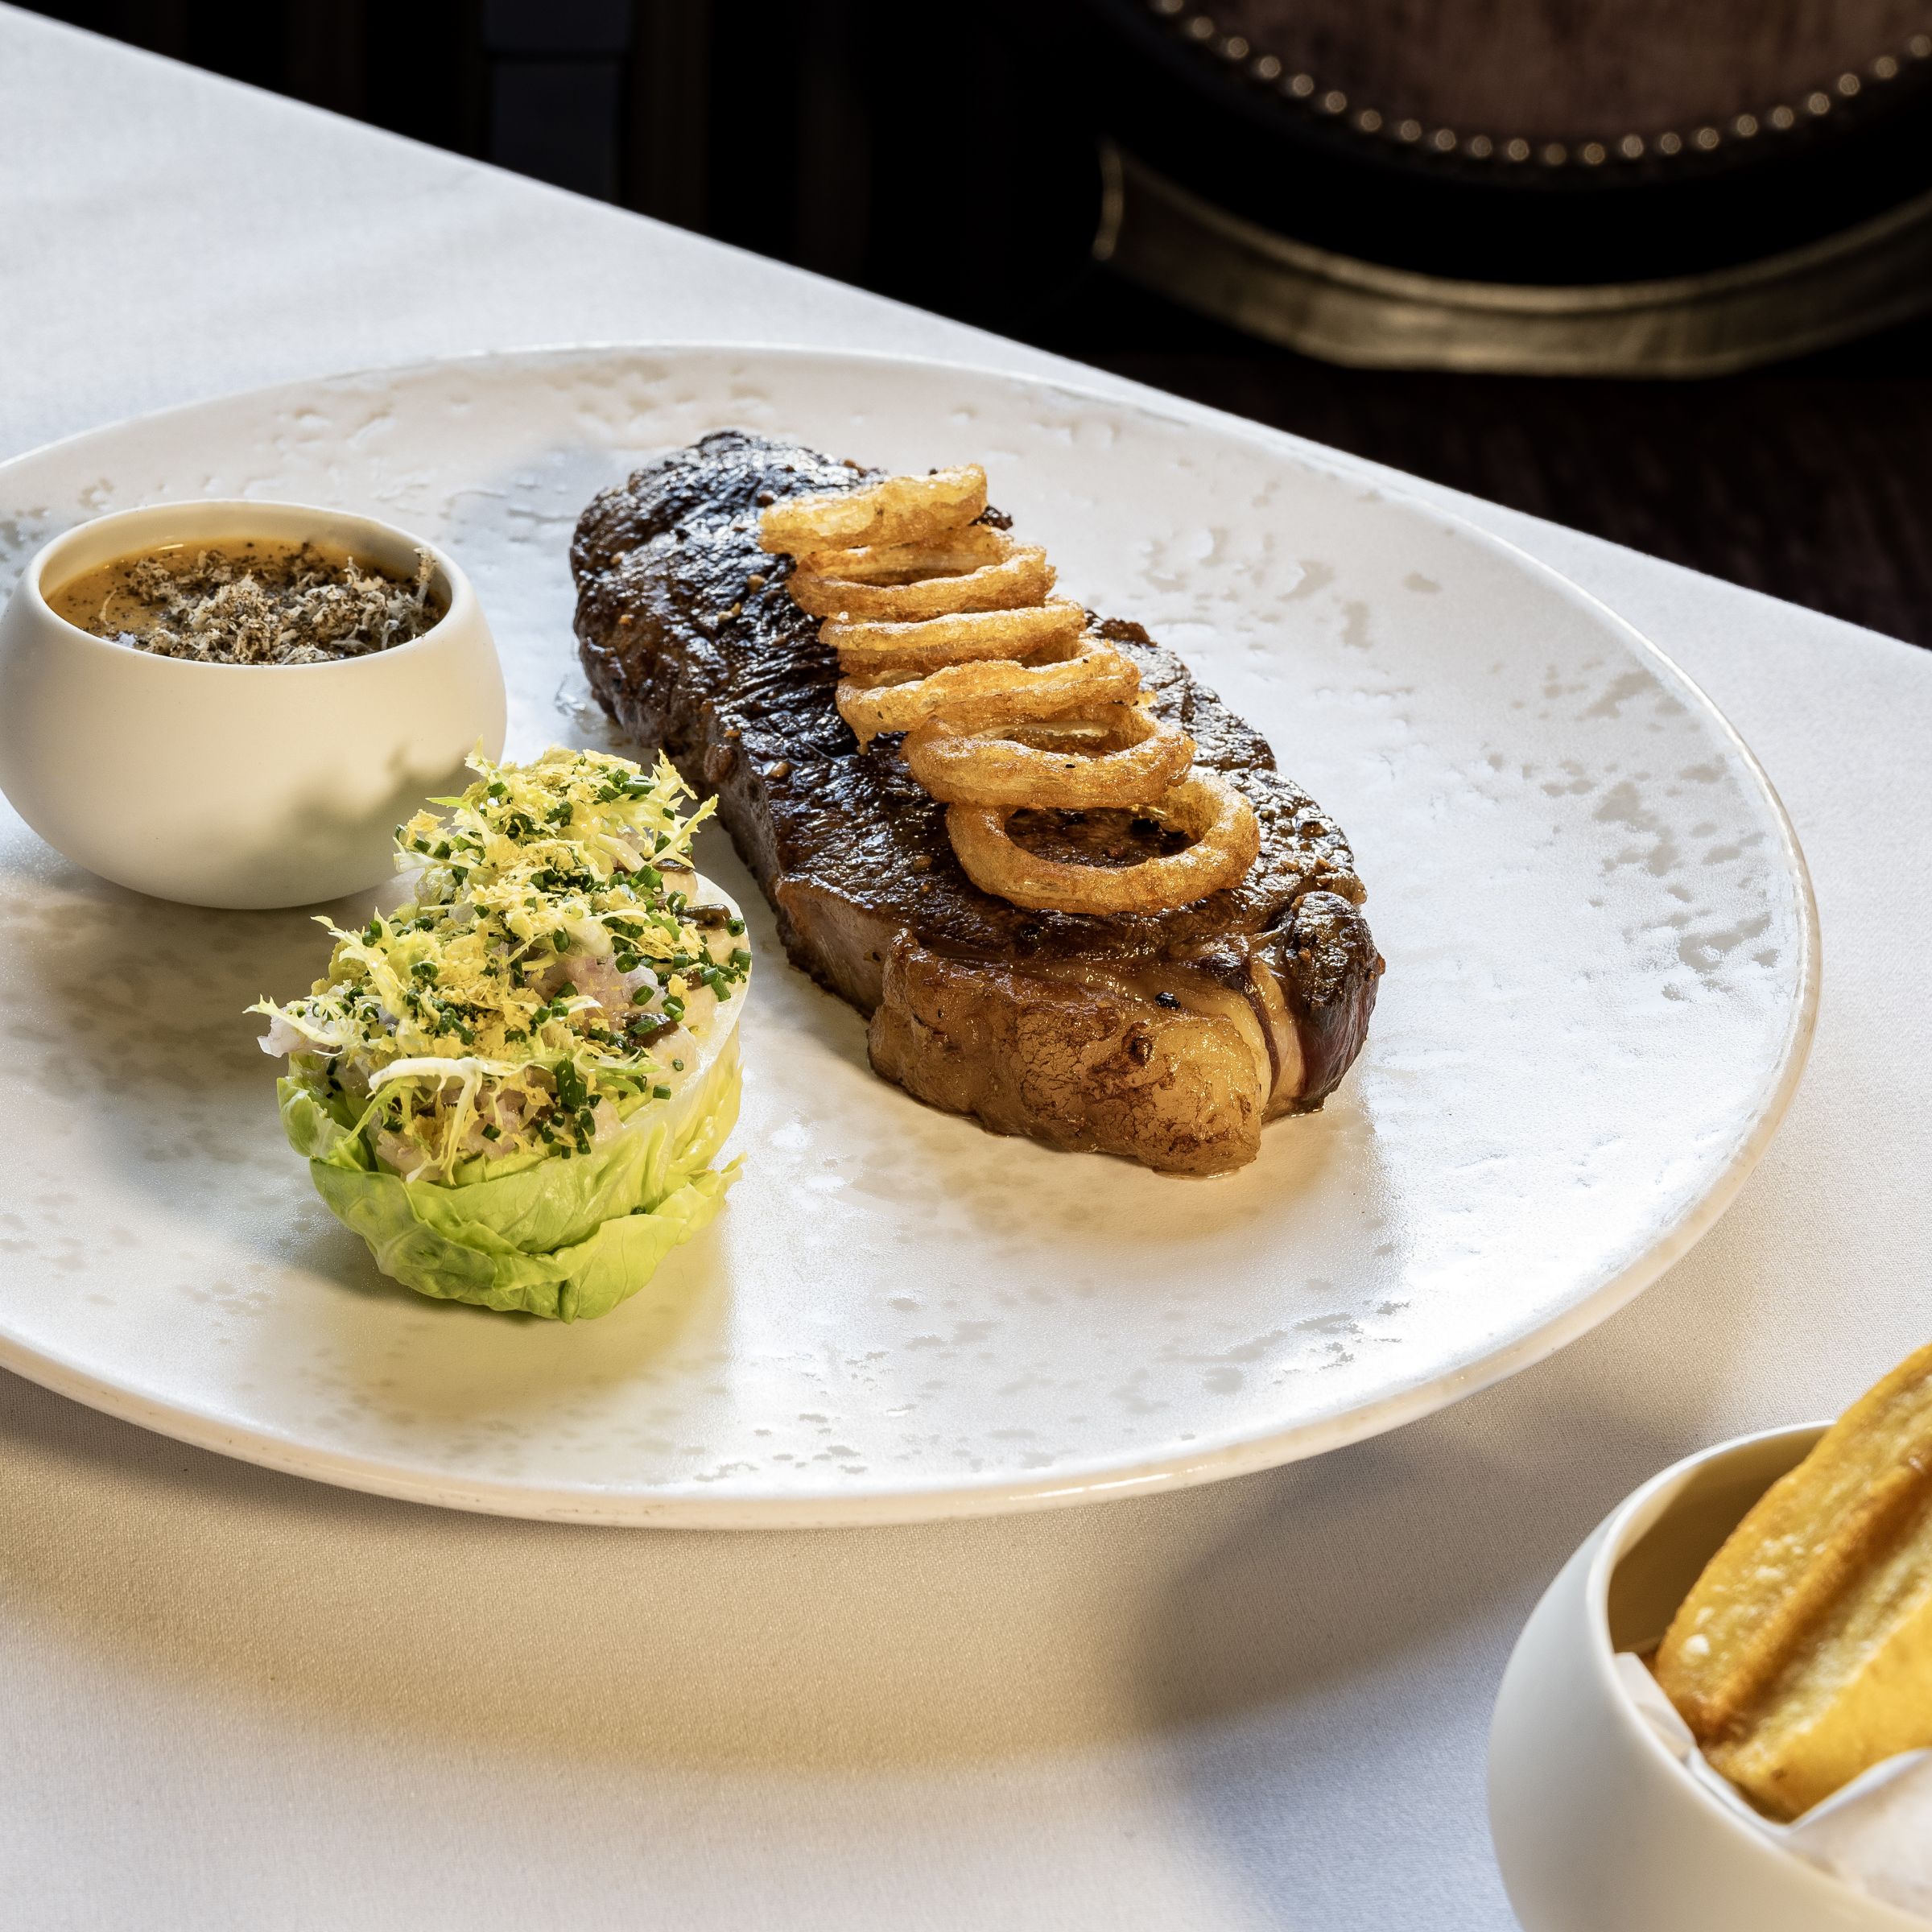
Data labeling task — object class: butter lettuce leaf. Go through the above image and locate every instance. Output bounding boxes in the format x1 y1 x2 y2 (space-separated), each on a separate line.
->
279 1035 740 1322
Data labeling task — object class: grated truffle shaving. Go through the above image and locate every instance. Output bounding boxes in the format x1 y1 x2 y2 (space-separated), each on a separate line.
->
93 543 441 665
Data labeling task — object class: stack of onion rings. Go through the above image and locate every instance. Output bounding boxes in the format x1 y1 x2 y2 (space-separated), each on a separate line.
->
759 465 1258 913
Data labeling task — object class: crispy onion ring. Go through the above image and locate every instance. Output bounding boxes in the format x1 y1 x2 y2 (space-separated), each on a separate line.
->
947 771 1261 914
758 466 986 555
790 545 1055 621
905 702 1195 810
836 634 1140 745
799 526 1011 584
826 600 1085 675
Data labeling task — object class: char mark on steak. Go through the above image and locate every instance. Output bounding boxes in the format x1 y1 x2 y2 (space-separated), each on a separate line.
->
572 430 1381 1174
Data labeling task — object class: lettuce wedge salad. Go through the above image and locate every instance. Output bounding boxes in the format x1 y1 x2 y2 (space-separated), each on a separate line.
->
252 746 750 1320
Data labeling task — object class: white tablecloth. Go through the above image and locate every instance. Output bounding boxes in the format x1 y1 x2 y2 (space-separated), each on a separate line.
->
3 11 1928 1928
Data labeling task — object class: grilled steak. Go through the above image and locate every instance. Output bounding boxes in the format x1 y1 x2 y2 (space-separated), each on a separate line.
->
572 431 1381 1174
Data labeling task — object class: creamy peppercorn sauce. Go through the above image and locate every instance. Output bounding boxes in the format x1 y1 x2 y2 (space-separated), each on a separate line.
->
48 537 445 666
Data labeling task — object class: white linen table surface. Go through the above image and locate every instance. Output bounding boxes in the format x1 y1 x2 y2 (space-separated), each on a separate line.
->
2 12 1927 1930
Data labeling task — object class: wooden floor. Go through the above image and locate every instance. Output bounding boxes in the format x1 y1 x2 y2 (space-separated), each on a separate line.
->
1036 283 1932 649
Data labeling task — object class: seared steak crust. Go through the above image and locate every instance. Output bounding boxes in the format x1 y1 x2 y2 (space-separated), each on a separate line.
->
572 431 1381 1173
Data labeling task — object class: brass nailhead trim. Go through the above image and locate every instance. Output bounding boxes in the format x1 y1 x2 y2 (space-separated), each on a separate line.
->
1142 2 1932 169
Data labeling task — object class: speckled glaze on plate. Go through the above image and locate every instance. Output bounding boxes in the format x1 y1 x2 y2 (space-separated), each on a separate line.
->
0 347 1816 1526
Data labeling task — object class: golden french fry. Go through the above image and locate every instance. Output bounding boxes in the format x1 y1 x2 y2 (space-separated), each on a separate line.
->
1655 1340 1932 1818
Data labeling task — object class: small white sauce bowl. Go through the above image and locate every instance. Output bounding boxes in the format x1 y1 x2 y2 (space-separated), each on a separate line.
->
0 500 507 908
1489 1422 1923 1931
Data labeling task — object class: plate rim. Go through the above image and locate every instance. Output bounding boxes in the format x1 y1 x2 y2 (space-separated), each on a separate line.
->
0 340 1821 1527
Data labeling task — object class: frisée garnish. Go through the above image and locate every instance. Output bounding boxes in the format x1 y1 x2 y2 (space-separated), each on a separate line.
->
252 745 749 1185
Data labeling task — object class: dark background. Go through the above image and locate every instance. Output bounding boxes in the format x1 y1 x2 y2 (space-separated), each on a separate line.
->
23 0 1932 646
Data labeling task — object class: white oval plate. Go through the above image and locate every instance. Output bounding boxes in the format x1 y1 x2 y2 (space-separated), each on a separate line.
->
0 346 1815 1526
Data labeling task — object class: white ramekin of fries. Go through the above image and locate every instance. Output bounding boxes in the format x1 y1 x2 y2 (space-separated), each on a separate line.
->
1490 1344 1932 1932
